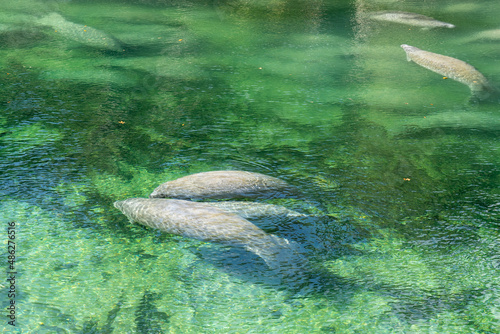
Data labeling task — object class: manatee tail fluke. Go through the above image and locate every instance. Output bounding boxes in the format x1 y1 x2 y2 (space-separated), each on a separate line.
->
472 84 500 103
245 235 311 281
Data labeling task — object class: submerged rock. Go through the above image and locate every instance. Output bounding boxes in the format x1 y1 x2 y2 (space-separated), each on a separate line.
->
36 12 123 51
400 44 497 100
149 170 297 200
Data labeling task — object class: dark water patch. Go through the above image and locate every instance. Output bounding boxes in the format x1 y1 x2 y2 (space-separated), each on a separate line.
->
135 290 170 333
79 296 124 334
133 249 159 260
54 262 79 271
0 27 47 48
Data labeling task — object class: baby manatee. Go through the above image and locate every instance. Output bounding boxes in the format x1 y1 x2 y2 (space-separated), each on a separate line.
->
205 201 337 220
36 12 123 51
205 201 309 220
369 11 455 29
150 170 297 200
114 198 308 272
401 44 497 100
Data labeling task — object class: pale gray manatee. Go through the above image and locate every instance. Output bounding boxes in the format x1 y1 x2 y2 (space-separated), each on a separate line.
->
114 198 309 274
205 201 309 220
389 110 500 134
205 201 336 221
150 170 297 200
401 44 497 100
462 29 500 43
35 12 123 51
368 11 455 29
472 28 500 41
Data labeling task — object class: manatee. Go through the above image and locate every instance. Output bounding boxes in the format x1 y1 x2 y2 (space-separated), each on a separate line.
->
35 12 123 51
114 198 308 273
465 29 500 42
205 201 337 220
390 110 500 134
150 171 297 200
369 11 455 29
400 44 497 100
205 201 309 219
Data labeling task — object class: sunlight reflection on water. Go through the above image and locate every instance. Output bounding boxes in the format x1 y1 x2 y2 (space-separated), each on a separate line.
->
0 0 499 333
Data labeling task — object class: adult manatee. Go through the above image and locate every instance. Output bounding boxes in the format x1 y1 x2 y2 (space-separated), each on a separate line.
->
401 44 497 100
149 170 297 200
389 110 500 134
114 198 308 273
369 11 455 29
36 12 123 51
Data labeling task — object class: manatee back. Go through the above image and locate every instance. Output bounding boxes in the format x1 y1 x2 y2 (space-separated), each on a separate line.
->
371 11 455 29
114 198 269 245
36 12 123 51
150 170 296 200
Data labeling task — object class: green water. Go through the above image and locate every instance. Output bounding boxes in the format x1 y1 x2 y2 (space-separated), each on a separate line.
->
1 0 499 332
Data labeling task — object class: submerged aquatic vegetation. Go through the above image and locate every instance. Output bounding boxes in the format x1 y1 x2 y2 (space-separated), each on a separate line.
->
134 290 170 333
1 0 499 333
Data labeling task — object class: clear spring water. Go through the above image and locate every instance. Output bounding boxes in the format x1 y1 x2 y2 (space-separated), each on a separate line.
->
1 0 499 333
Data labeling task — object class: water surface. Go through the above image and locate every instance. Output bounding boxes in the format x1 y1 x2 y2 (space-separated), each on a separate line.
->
1 0 499 333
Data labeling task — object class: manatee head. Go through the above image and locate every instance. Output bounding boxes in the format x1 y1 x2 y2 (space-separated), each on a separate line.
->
400 44 414 52
149 186 168 199
114 200 125 211
36 12 65 26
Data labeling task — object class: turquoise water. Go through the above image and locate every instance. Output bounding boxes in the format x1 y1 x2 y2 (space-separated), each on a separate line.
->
1 0 499 332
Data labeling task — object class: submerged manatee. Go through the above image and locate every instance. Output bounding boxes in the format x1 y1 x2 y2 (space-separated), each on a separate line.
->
205 201 336 220
472 28 500 41
369 11 455 29
36 12 123 51
114 198 308 272
462 29 500 43
394 110 500 134
400 44 496 100
205 201 309 219
150 171 297 200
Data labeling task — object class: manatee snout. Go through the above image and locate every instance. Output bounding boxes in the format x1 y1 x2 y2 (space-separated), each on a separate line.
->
114 200 124 210
149 187 167 199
